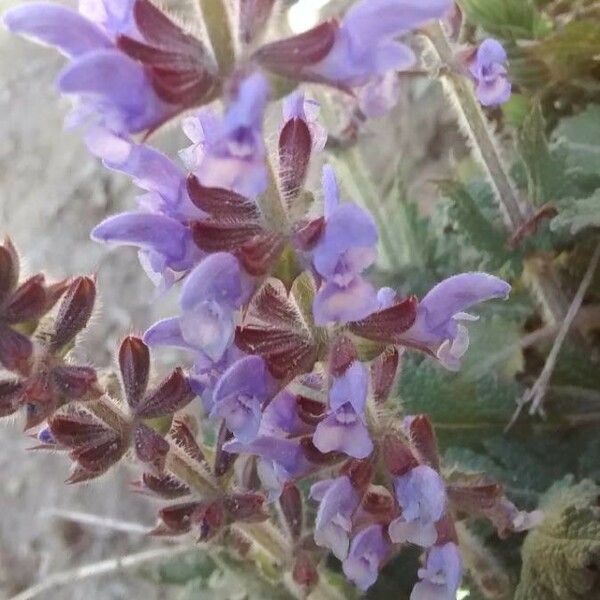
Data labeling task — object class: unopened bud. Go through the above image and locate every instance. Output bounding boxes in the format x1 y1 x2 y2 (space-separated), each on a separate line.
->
370 346 401 404
0 379 22 417
134 423 170 472
279 116 312 199
50 276 96 351
134 368 194 419
280 482 303 541
349 296 418 345
406 414 440 470
119 336 150 411
293 552 319 593
382 434 418 476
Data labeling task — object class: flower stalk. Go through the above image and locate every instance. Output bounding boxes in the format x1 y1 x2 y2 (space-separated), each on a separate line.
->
198 0 236 75
424 21 572 325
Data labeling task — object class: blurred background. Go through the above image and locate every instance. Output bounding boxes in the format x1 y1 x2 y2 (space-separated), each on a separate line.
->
0 0 463 597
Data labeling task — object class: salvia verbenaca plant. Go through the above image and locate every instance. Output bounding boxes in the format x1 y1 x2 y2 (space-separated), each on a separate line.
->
3 0 600 599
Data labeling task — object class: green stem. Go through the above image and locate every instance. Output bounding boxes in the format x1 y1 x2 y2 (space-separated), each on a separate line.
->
198 0 236 75
424 22 572 325
424 23 526 230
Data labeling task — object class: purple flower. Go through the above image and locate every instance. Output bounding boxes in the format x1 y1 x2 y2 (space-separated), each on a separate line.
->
143 315 244 412
178 253 252 362
312 166 378 325
310 475 360 560
282 91 327 152
224 435 310 500
180 72 270 198
398 273 511 370
342 525 390 591
91 211 202 288
468 38 511 107
211 355 270 443
223 388 316 500
356 72 401 118
3 2 172 134
313 361 373 459
411 542 463 600
311 0 451 114
79 0 138 36
260 389 314 438
388 465 446 547
85 127 201 220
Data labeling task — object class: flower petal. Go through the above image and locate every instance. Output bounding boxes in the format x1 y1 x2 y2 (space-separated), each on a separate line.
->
4 3 111 57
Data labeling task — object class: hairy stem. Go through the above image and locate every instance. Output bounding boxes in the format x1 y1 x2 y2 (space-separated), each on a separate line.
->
424 22 572 325
198 0 236 75
424 23 526 230
456 522 513 600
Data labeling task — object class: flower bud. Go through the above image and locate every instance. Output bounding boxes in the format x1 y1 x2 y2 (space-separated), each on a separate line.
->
2 275 47 323
0 237 19 304
328 335 357 378
214 420 236 477
0 324 32 374
349 296 417 344
0 379 22 418
293 552 319 593
239 0 276 45
255 21 337 80
223 492 268 522
50 276 96 351
293 218 324 251
134 423 170 472
279 482 303 541
382 434 419 476
279 116 312 199
296 395 326 426
134 368 194 419
119 336 150 411
52 366 98 400
191 501 225 541
158 502 199 534
300 436 344 465
137 472 191 499
370 346 401 404
405 414 440 470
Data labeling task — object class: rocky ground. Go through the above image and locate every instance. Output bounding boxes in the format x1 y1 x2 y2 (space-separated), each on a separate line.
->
0 3 462 598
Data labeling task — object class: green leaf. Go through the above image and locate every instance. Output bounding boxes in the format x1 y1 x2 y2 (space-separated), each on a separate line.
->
458 0 548 39
198 0 235 74
439 180 519 270
554 105 600 176
551 189 600 235
515 476 600 599
503 94 532 128
399 354 520 441
518 102 575 204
